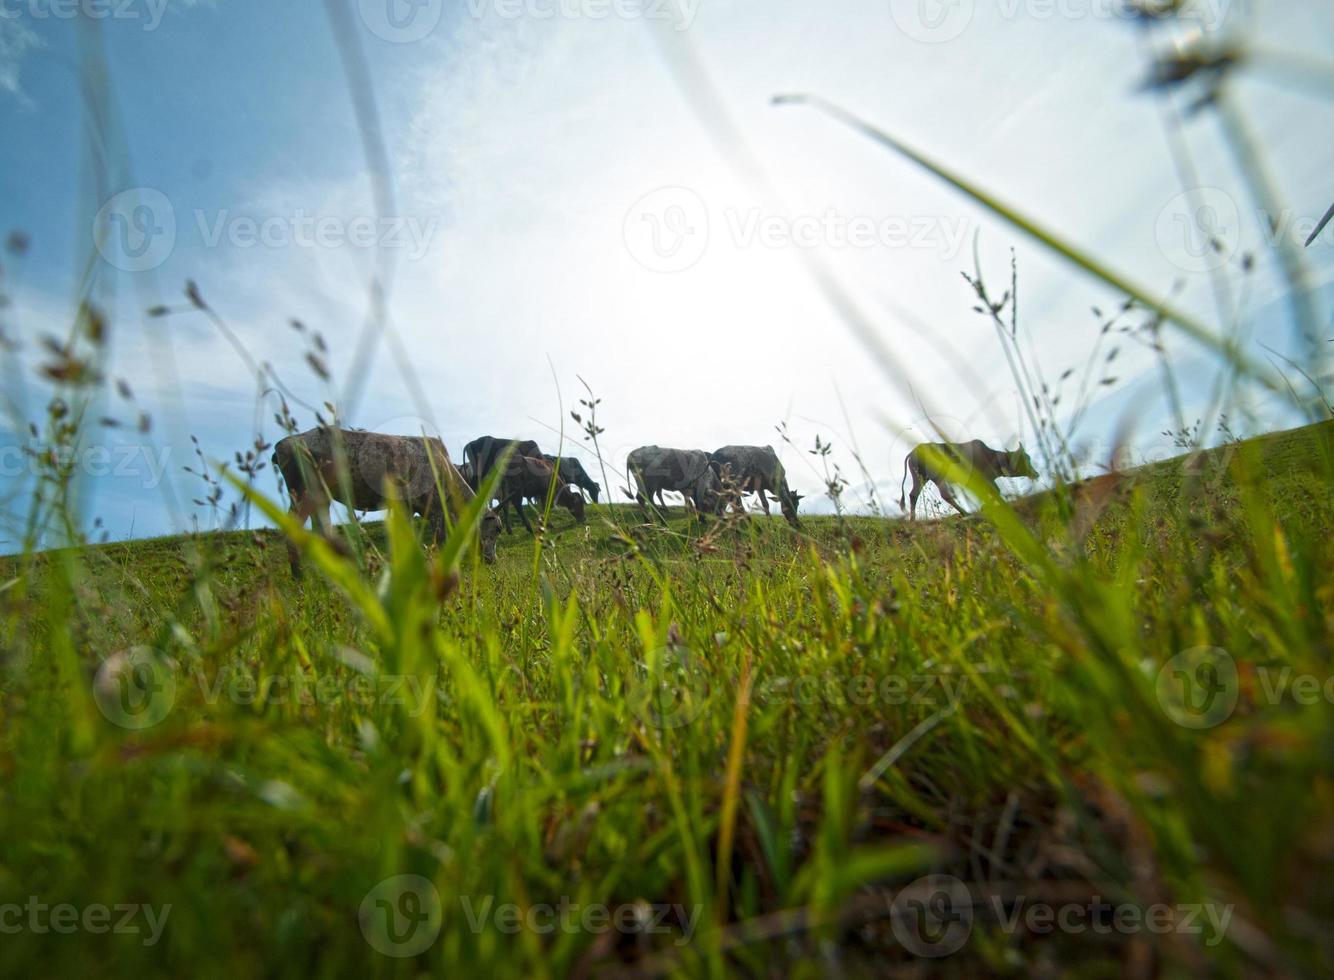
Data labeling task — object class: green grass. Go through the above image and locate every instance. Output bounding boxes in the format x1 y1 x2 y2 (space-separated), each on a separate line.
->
1 422 1332 977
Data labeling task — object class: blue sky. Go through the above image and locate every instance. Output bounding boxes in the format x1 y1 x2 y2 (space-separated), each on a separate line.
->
1 0 1332 545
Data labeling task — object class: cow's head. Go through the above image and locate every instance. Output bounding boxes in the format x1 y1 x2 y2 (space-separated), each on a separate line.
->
586 480 601 504
780 488 804 526
479 509 502 563
557 485 587 522
1007 446 1039 479
697 466 727 516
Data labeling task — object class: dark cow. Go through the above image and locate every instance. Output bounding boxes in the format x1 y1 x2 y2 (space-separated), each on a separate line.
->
458 459 478 491
709 445 803 527
625 446 724 518
273 427 501 575
898 440 1038 520
498 456 587 534
542 454 601 503
463 436 542 500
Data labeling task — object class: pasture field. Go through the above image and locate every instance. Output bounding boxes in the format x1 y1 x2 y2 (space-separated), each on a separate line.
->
1 419 1332 977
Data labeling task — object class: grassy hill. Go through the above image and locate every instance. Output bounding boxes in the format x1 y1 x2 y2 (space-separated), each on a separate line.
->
1 421 1332 977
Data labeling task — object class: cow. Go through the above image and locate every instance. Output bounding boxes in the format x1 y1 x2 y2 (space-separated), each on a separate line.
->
272 427 501 576
898 440 1038 520
498 456 587 534
625 446 724 519
709 445 803 527
463 436 541 501
458 459 478 491
542 454 602 503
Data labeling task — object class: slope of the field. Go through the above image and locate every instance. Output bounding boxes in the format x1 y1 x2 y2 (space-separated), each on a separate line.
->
0 421 1331 978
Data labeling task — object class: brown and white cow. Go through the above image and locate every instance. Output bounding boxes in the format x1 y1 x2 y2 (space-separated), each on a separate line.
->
898 440 1038 520
272 427 501 575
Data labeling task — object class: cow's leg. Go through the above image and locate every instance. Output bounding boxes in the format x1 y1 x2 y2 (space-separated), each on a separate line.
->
935 480 968 516
514 493 538 536
647 485 669 524
907 467 925 521
314 500 334 537
756 481 772 516
285 492 326 578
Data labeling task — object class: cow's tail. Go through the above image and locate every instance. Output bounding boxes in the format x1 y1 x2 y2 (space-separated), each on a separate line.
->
622 459 636 501
898 453 912 512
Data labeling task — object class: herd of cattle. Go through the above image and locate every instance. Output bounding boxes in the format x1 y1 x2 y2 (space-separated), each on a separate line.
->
271 426 1037 573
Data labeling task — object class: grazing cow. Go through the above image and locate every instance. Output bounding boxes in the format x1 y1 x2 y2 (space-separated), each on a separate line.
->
898 440 1038 520
498 456 587 534
542 454 601 503
625 446 724 518
458 459 478 491
709 445 803 527
463 436 541 500
273 427 501 576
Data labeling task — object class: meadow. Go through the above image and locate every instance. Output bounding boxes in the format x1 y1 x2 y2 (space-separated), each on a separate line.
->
1 417 1331 977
